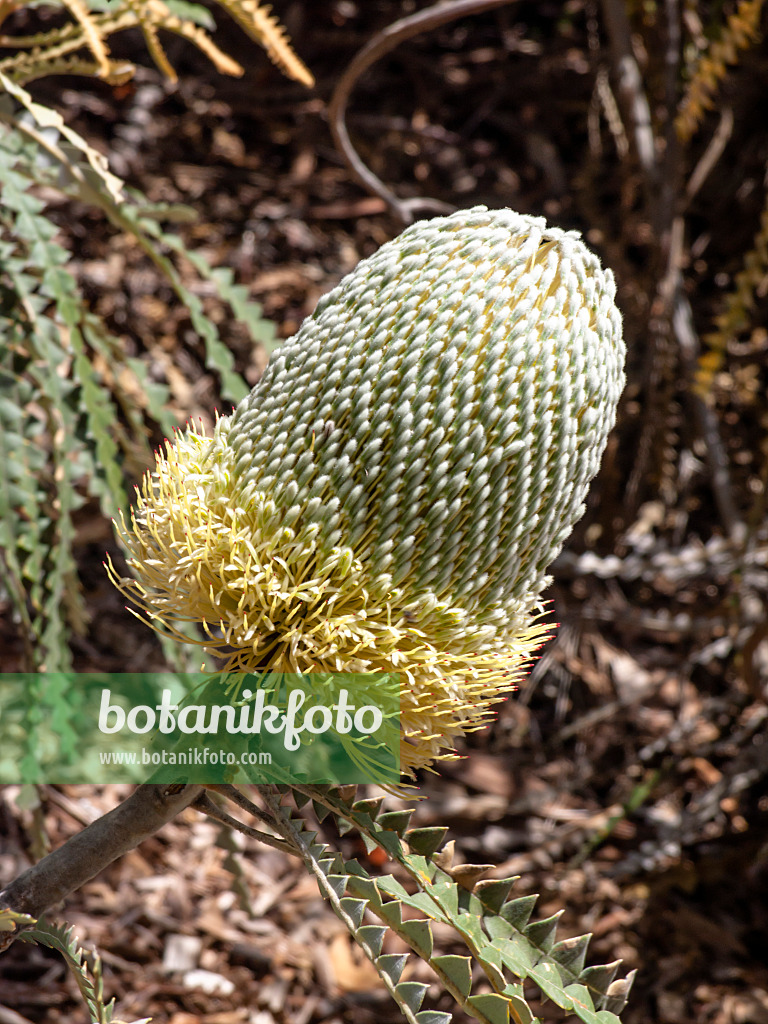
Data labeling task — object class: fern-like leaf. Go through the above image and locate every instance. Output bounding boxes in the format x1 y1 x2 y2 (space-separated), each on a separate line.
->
0 77 263 667
215 0 315 86
0 159 86 670
676 0 765 142
284 785 635 1024
695 188 768 397
21 921 116 1024
62 0 113 76
0 0 313 87
261 795 456 1024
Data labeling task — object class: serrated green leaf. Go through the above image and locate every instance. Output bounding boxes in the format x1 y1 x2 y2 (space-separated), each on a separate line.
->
378 899 403 929
377 809 414 835
189 251 277 351
71 339 126 515
483 913 514 941
562 984 597 1015
431 955 472 999
352 797 384 818
479 956 507 994
465 992 510 1024
345 872 379 904
405 827 448 859
278 786 631 1024
21 921 114 1024
475 878 520 914
317 852 345 876
0 395 23 424
394 981 429 1013
453 909 486 949
370 827 406 859
339 897 367 929
505 989 537 1024
356 924 387 958
122 356 175 436
400 918 433 959
602 971 636 1015
396 889 449 925
325 875 348 900
377 952 408 984
376 875 411 901
429 878 460 917
291 789 312 810
311 798 332 822
0 73 124 202
403 852 439 882
580 961 620 996
493 934 537 978
457 887 483 915
596 1015 625 1024
528 961 567 1005
359 831 380 855
500 894 538 930
415 1012 452 1024
551 933 592 978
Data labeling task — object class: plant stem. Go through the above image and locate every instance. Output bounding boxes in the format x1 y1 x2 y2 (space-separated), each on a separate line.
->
0 783 203 948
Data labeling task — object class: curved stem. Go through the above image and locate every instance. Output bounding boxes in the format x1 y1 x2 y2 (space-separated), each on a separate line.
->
328 0 516 223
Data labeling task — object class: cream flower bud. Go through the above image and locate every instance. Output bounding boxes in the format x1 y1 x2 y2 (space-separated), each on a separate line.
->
110 206 624 774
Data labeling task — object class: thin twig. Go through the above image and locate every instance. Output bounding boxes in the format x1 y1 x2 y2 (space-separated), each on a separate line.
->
193 792 299 858
653 216 742 535
658 0 681 236
594 66 628 158
655 213 744 537
328 0 516 224
685 106 734 203
203 783 279 826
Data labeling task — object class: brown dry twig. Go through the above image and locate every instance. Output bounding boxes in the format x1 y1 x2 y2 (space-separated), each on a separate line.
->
193 790 299 858
328 0 516 224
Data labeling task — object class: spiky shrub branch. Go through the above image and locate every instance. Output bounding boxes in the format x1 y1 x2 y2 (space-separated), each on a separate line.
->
672 0 767 408
675 0 763 144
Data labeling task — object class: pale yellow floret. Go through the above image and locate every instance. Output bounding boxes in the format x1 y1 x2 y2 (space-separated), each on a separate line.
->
108 422 549 775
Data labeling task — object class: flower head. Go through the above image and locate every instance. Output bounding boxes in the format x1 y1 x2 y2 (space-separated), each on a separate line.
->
110 206 624 774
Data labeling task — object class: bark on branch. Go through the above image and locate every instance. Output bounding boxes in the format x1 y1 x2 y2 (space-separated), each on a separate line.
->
0 783 203 948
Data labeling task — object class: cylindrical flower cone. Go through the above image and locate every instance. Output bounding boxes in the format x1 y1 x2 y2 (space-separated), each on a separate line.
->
110 206 625 775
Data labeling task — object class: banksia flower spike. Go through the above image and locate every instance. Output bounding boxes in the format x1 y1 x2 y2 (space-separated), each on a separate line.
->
110 206 625 775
